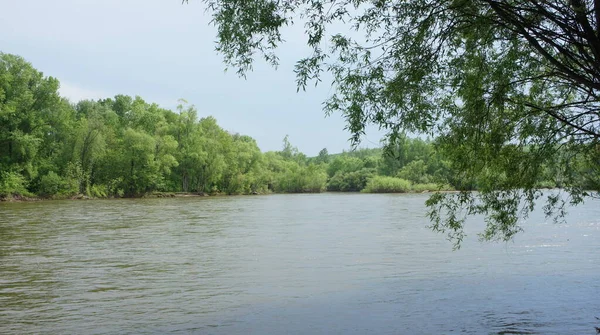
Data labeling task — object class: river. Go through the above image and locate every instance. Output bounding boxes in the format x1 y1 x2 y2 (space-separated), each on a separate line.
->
1 193 599 334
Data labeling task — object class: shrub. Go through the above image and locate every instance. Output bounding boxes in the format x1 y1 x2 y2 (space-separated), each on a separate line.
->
327 168 375 191
362 176 411 193
0 171 29 196
38 171 65 197
38 171 79 197
273 163 327 193
88 184 108 198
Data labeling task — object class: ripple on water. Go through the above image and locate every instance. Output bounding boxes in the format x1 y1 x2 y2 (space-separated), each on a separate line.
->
0 194 599 334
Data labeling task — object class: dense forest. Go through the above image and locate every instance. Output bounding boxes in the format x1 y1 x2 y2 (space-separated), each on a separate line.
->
0 53 583 199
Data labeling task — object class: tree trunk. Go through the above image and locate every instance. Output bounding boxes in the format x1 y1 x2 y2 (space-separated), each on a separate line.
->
182 172 189 192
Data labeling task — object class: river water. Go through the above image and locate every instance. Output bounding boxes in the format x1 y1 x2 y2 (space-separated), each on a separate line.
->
0 193 599 334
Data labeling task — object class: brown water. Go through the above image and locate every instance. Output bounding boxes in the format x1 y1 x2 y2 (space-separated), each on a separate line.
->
0 193 599 334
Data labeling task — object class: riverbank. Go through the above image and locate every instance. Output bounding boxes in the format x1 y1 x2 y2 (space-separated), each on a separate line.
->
0 189 462 202
0 191 215 202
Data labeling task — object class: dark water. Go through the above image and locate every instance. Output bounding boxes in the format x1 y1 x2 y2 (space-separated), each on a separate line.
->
0 193 599 334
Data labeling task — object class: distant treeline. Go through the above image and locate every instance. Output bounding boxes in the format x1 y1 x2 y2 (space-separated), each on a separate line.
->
0 53 575 199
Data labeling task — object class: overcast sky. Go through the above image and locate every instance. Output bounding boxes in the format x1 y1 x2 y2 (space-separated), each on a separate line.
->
0 0 385 155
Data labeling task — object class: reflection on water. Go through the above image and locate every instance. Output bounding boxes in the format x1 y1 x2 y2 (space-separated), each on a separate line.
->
0 194 599 334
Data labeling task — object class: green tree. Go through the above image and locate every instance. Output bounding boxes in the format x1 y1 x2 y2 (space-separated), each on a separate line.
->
316 148 329 164
326 156 364 178
173 101 206 192
0 53 62 182
71 101 108 193
121 128 159 196
193 0 600 247
378 137 409 177
398 160 430 185
280 135 298 159
221 134 265 194
197 116 228 193
273 161 326 193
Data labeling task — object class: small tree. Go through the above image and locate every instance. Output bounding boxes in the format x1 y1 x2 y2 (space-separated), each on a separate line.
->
316 148 329 164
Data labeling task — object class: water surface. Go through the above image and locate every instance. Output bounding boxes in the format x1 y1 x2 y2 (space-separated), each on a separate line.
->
1 193 599 334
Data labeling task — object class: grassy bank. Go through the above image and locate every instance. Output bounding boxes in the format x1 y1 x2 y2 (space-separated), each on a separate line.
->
361 176 455 193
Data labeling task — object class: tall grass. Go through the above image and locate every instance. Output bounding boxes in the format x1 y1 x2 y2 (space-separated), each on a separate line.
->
362 177 455 193
362 176 411 193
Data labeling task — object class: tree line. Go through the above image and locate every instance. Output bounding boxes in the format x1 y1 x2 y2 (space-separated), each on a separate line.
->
0 53 589 199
